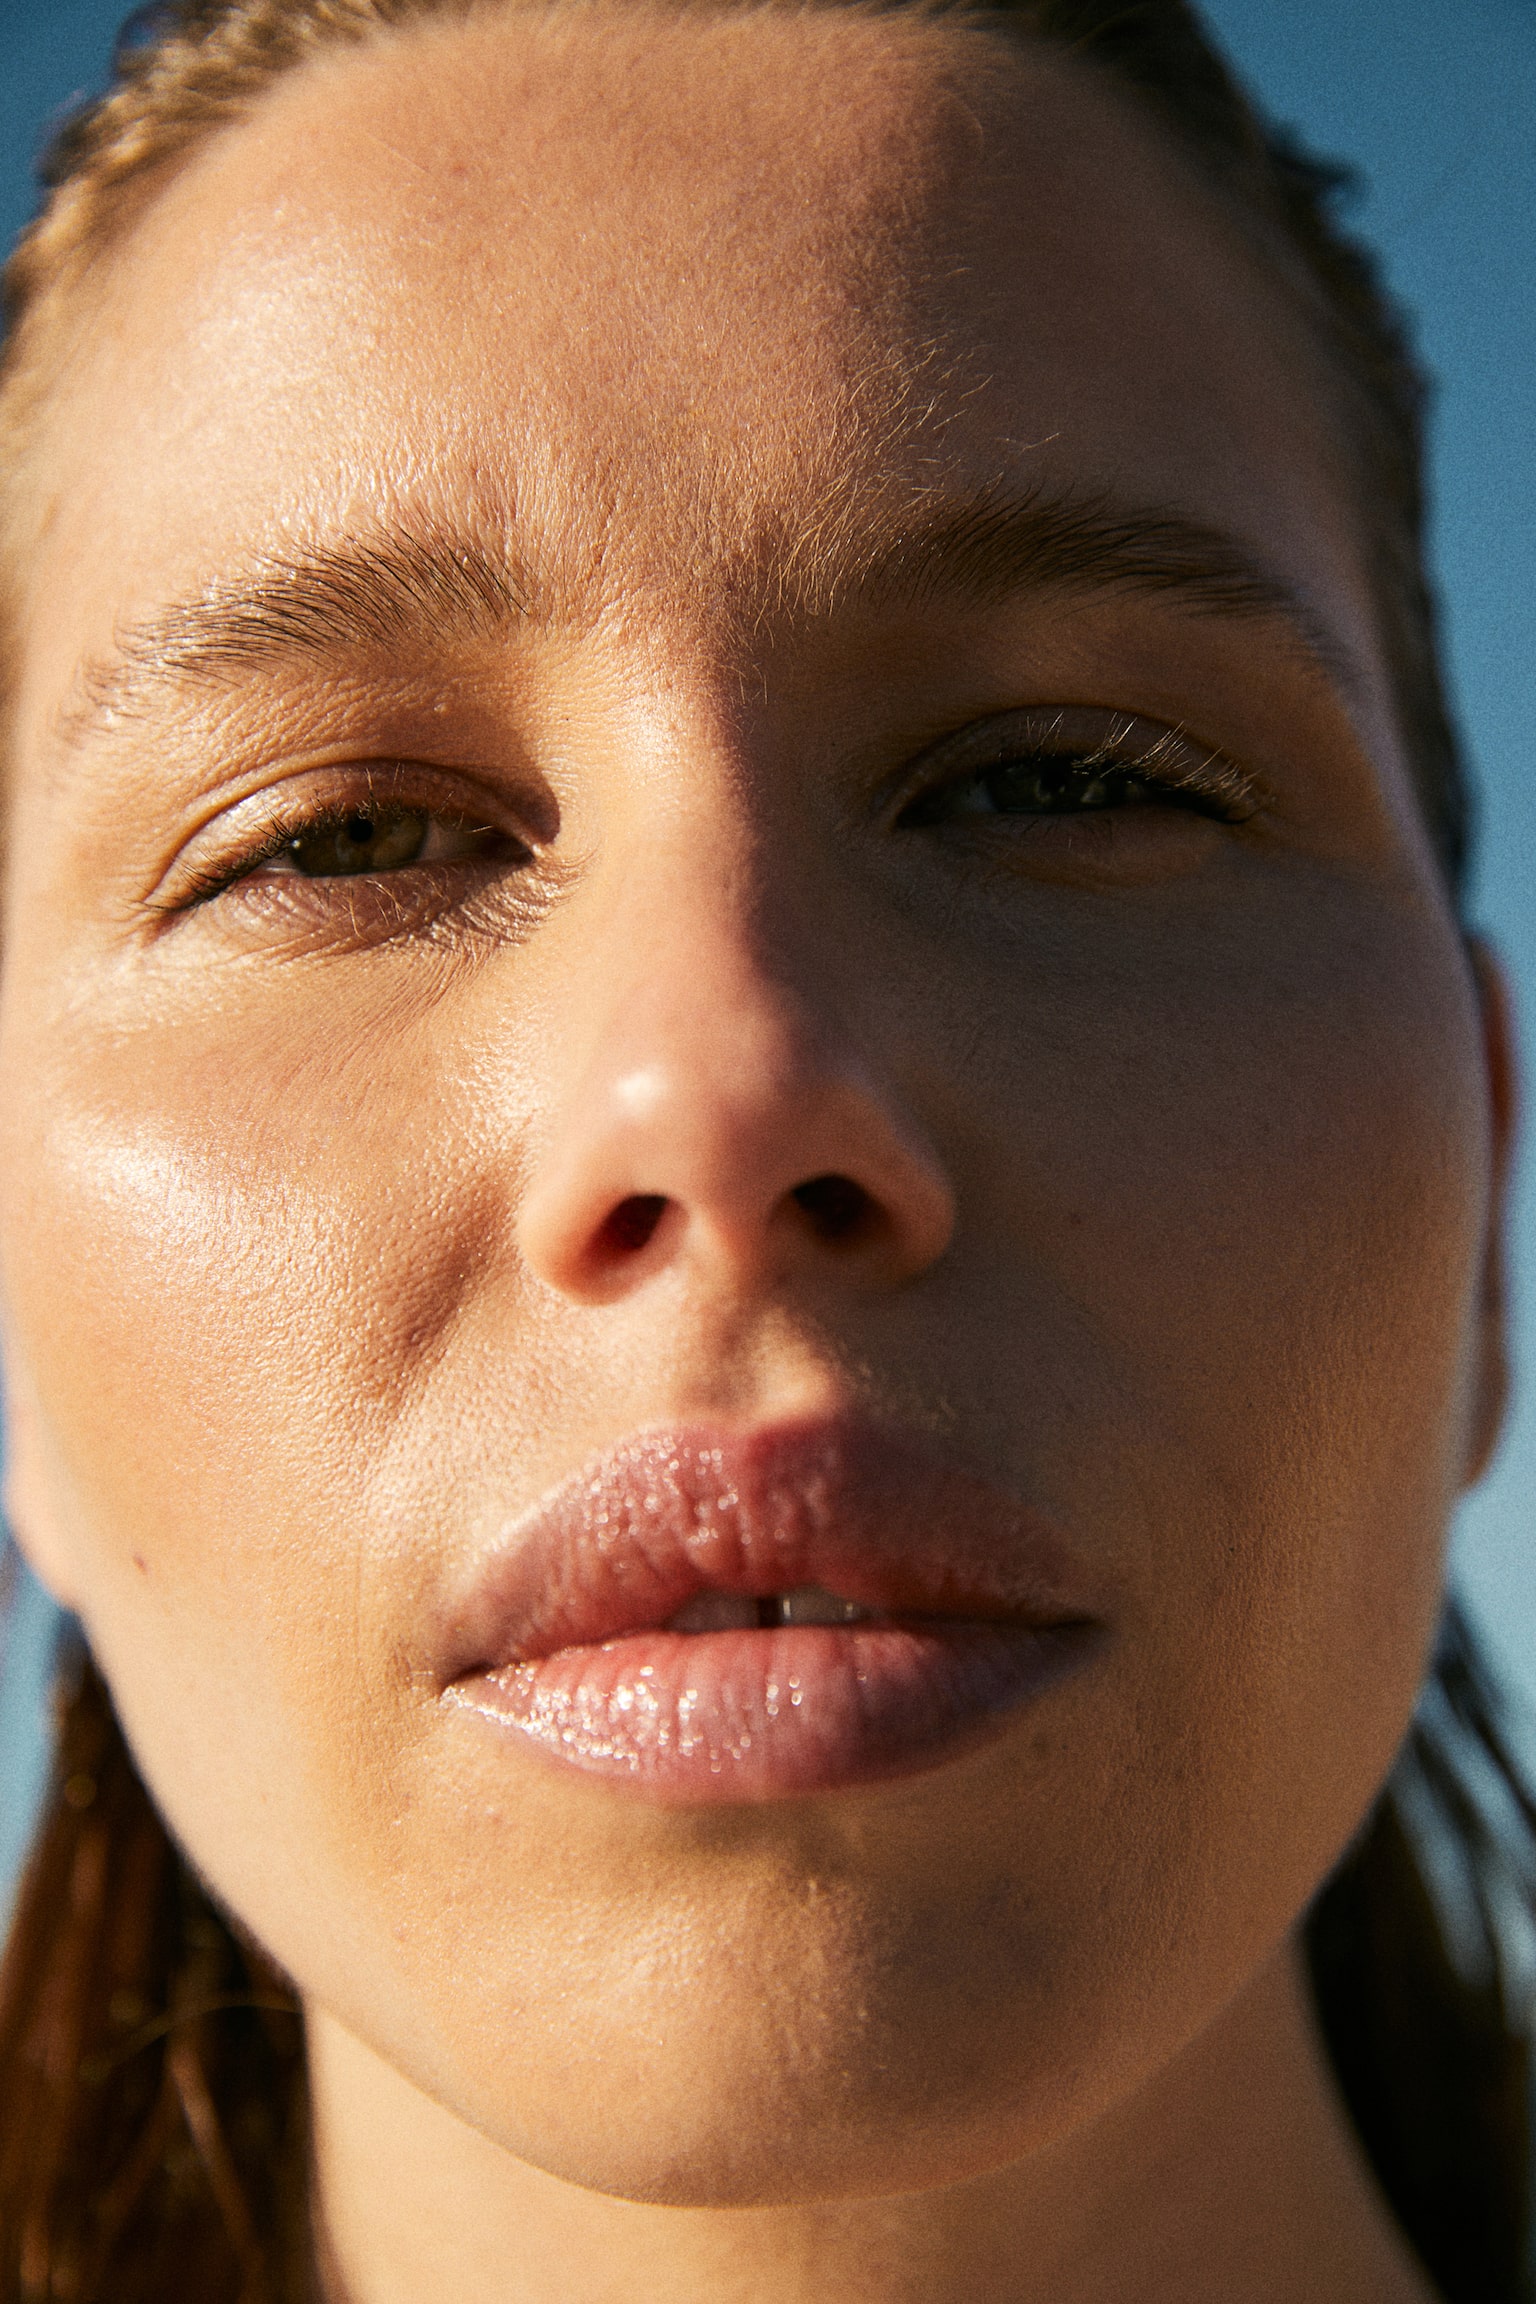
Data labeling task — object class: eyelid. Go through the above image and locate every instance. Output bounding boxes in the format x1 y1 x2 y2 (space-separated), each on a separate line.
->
153 759 543 912
892 708 1266 825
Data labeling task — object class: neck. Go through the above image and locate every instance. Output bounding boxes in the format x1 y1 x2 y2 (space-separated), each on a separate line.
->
306 1939 1435 2304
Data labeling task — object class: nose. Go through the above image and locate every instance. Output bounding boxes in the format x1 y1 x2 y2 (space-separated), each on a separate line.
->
516 873 955 1308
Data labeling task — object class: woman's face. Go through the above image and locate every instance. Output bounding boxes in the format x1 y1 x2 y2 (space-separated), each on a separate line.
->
0 4 1506 2203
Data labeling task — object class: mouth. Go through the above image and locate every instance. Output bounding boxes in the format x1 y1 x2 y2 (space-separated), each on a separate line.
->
664 1585 882 1631
440 1418 1105 1804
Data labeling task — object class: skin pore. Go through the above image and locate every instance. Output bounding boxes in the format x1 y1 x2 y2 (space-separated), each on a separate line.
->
0 6 1512 2300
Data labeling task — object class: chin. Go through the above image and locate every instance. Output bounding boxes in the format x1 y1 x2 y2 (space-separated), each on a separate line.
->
336 1861 1159 2210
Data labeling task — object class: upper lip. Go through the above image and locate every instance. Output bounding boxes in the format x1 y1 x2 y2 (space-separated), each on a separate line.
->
440 1417 1103 1678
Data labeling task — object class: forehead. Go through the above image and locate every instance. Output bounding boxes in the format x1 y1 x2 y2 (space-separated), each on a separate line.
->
20 2 1374 710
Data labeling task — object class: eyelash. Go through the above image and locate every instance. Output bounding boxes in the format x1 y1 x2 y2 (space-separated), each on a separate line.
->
168 785 529 910
894 712 1260 831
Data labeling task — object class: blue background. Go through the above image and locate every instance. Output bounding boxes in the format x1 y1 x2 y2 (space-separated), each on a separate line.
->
1 0 1533 1889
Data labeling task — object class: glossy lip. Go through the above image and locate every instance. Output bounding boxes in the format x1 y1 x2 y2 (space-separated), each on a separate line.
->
440 1418 1107 1804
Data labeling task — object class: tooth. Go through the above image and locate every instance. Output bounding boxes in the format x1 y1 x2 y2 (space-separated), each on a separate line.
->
776 1585 873 1627
666 1586 877 1632
667 1592 760 1633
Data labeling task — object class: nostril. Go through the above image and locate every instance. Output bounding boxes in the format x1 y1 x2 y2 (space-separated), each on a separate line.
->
790 1173 875 1244
597 1193 669 1257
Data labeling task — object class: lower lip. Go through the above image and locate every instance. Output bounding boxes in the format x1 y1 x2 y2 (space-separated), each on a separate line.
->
448 1620 1096 1803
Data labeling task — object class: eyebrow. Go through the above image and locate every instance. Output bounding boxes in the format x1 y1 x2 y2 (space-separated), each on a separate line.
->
62 483 1345 745
796 481 1343 672
64 529 535 740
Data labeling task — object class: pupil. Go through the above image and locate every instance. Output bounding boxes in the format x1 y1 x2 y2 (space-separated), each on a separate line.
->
286 807 429 878
991 757 1098 811
986 757 1127 813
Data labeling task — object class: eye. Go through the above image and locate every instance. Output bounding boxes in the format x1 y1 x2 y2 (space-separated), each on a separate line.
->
156 766 548 930
269 806 491 879
895 711 1258 832
904 756 1139 823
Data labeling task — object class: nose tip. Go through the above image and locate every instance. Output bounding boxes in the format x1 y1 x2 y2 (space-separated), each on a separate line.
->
518 1052 955 1310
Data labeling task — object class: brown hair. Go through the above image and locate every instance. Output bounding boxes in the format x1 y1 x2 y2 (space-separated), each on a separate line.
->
0 1645 308 2303
0 4 1518 2301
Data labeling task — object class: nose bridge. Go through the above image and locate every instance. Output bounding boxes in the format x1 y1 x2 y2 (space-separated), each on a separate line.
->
607 899 861 1214
515 820 954 1303
609 854 829 1157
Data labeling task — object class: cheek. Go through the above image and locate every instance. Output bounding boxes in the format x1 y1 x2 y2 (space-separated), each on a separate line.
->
0 987 529 1915
949 868 1487 1811
1 1028 498 1547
